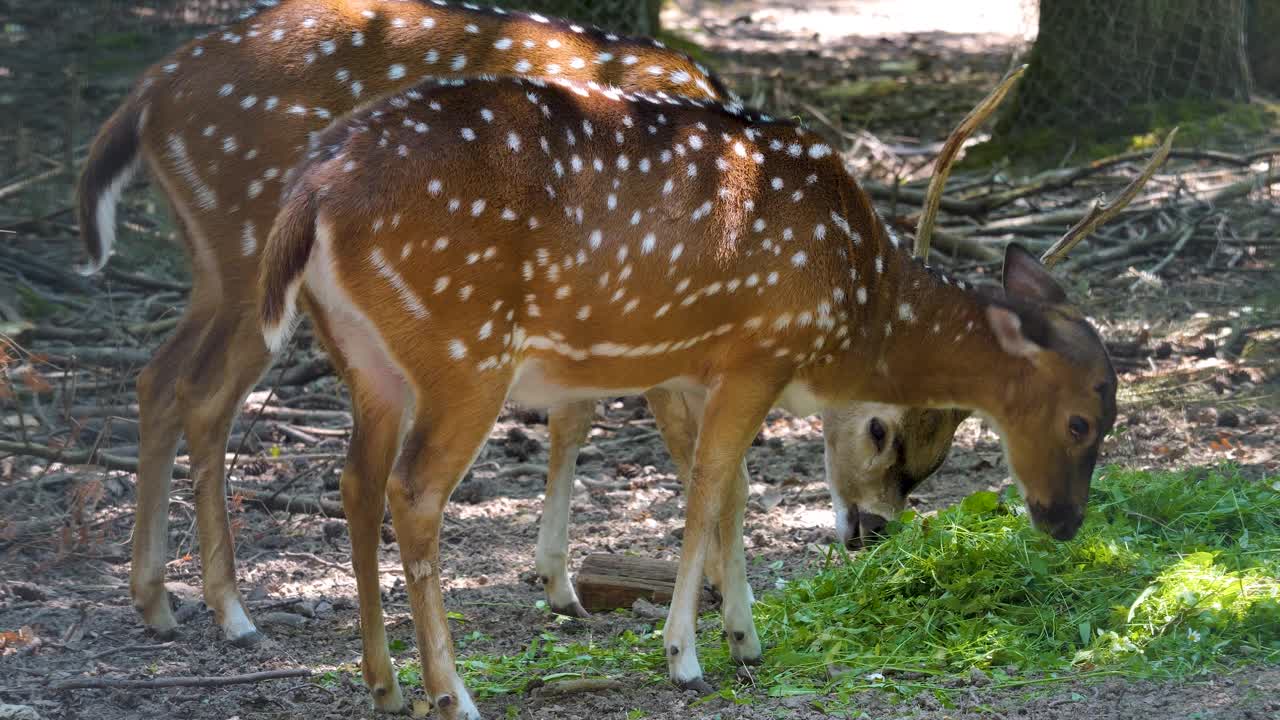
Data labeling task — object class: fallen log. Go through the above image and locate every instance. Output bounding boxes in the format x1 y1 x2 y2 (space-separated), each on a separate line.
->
573 553 714 613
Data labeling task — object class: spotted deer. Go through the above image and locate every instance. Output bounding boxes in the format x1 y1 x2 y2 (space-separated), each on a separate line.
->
532 70 1038 617
256 75 1122 717
75 0 968 655
77 0 732 649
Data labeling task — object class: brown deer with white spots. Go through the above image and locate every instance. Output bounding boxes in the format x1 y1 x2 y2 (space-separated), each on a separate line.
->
75 0 973 665
76 0 737 656
256 75 1125 717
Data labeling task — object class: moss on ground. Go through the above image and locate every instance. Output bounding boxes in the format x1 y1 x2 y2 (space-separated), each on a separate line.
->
963 100 1277 171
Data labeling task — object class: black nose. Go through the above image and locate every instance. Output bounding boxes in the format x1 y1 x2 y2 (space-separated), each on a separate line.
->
844 508 891 550
1031 502 1084 541
858 511 888 540
1049 525 1076 541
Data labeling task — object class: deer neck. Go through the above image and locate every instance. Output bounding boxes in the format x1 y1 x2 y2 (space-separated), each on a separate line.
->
807 251 1026 417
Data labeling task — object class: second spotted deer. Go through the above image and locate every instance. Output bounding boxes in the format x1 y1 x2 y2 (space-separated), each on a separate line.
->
258 75 1119 717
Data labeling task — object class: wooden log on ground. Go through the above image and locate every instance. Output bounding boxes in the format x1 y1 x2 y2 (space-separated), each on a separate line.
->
573 553 714 613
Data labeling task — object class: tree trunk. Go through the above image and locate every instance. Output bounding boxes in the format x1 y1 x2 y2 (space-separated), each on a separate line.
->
999 0 1251 137
1248 0 1280 95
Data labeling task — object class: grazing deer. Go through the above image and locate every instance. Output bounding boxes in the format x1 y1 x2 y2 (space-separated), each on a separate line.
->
256 75 1121 716
74 0 964 656
77 0 729 649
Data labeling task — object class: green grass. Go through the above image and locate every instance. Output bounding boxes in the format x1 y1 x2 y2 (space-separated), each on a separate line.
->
379 465 1279 709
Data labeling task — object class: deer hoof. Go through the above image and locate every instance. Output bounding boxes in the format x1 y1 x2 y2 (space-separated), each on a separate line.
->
676 676 715 695
550 601 590 619
228 629 265 648
145 624 178 642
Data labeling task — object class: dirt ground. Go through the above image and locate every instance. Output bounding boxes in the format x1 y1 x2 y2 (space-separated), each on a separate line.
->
2 1 1279 718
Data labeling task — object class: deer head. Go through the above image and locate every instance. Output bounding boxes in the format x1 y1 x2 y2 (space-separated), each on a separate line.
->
981 243 1118 538
823 404 969 546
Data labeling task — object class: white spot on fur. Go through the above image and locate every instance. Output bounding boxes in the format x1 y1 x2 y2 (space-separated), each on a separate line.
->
241 221 257 256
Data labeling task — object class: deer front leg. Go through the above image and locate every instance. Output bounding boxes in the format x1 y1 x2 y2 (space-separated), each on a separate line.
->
664 374 783 691
534 400 595 617
385 386 508 720
718 457 759 663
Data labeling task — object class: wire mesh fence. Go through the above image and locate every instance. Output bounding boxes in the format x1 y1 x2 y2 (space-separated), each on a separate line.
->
997 0 1252 136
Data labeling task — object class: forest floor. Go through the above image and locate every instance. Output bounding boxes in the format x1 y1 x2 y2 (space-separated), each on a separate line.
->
2 0 1279 718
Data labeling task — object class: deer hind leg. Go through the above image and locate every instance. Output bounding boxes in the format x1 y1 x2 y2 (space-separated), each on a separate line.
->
534 400 595 617
327 362 406 713
130 297 214 639
307 308 405 712
385 382 510 720
174 311 273 646
664 374 782 690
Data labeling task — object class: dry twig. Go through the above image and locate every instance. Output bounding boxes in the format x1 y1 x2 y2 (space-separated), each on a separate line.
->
52 667 311 691
1040 128 1178 267
915 65 1027 259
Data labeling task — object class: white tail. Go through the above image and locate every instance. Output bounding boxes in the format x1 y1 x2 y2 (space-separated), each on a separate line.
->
258 75 1120 713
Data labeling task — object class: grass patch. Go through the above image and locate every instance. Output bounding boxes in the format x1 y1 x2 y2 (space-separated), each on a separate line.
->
389 466 1279 709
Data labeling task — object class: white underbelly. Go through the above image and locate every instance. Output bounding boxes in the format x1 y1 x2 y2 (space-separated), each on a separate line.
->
776 380 827 418
505 359 703 409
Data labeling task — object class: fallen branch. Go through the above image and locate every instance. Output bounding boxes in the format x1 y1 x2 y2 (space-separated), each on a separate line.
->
863 181 986 216
239 404 352 424
495 462 548 480
52 667 310 691
25 325 108 342
103 268 191 293
277 551 351 574
530 677 625 697
277 356 335 387
0 439 188 478
928 229 1004 263
0 165 64 200
236 487 345 518
1143 224 1198 277
37 347 153 370
125 316 181 336
83 641 177 663
977 145 1255 212
0 244 94 293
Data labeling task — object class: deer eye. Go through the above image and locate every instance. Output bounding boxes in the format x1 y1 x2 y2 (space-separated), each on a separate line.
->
1068 416 1090 442
868 417 887 453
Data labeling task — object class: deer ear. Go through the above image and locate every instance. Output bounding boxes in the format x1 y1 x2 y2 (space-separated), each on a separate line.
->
1002 243 1067 305
986 305 1044 359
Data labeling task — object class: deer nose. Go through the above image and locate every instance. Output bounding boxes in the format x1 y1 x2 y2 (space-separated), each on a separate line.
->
1030 501 1084 541
857 511 889 542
